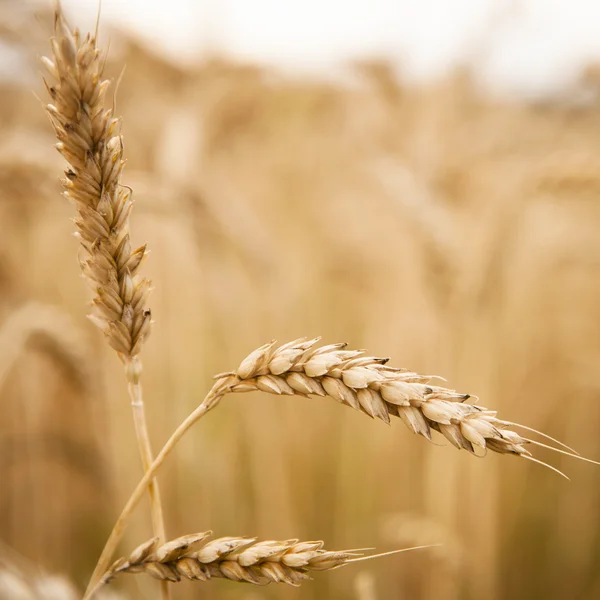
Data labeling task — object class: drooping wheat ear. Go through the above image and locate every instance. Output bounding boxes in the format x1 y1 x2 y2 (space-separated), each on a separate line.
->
42 8 169 599
224 338 594 470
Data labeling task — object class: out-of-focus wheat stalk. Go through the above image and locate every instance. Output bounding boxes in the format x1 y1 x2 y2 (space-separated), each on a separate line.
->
0 302 91 393
0 542 126 600
0 569 125 600
85 337 595 595
354 571 378 600
40 7 168 599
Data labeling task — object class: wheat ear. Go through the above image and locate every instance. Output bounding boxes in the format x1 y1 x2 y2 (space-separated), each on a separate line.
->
87 533 433 598
225 338 581 460
41 7 169 598
107 533 357 588
85 337 595 596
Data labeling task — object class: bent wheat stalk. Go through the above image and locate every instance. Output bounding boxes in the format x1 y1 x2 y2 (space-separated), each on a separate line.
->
42 7 168 599
0 302 92 394
88 532 434 598
86 337 596 596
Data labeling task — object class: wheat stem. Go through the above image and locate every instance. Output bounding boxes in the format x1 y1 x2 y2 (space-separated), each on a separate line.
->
125 362 166 541
125 363 170 600
83 378 232 598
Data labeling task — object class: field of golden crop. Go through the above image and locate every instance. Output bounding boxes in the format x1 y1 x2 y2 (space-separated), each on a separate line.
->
1 4 600 599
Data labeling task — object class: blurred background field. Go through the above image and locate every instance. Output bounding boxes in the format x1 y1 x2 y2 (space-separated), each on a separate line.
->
1 1 600 598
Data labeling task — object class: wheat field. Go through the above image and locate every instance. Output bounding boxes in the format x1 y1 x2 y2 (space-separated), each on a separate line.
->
1 3 600 600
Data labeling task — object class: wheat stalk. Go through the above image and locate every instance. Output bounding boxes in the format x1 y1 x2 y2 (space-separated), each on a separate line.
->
0 568 125 600
85 337 596 596
0 540 126 600
41 7 169 599
0 302 93 394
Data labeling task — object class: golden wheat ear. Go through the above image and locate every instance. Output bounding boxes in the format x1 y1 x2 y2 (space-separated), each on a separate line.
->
42 9 152 359
224 338 598 473
93 533 436 595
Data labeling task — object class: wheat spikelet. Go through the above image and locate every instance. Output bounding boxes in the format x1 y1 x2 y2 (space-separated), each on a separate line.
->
105 532 363 588
41 9 151 362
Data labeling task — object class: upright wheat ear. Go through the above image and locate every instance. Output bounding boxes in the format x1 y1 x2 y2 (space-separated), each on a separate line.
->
42 12 151 357
42 7 169 600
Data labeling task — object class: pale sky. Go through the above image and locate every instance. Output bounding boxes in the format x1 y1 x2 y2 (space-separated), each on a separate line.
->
29 0 600 98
